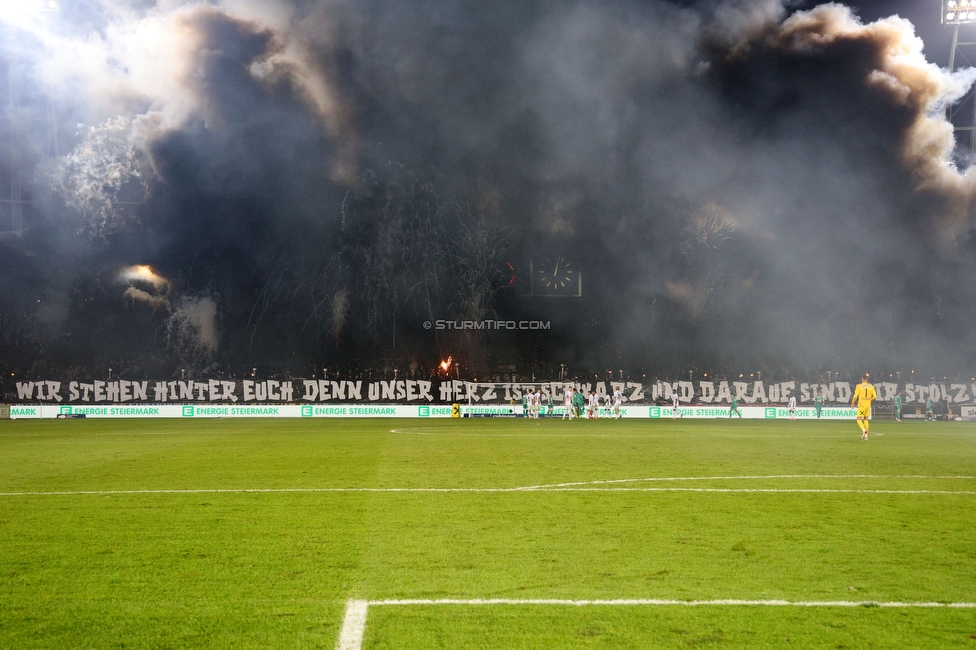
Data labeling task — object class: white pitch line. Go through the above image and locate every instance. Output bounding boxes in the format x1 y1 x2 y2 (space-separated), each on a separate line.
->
386 427 907 439
2 475 974 498
1 488 975 497
389 428 639 437
534 488 976 494
367 597 976 608
388 430 863 438
515 474 976 490
336 600 368 650
336 597 976 650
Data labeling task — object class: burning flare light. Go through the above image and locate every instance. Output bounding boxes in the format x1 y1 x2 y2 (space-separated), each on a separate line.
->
118 265 169 289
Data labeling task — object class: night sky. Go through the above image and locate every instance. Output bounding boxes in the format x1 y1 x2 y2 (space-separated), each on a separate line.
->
2 0 976 383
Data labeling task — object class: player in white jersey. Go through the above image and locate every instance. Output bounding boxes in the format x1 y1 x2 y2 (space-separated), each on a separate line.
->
613 389 623 419
531 390 540 418
788 395 796 421
563 389 573 419
672 391 681 418
588 391 598 418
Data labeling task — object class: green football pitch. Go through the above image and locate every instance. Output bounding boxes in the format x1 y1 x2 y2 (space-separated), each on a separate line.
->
1 417 975 649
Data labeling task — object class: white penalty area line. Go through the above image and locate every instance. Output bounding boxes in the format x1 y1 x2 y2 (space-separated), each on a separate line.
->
335 598 976 650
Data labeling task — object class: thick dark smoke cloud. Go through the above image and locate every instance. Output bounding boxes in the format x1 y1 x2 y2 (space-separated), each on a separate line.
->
2 0 976 382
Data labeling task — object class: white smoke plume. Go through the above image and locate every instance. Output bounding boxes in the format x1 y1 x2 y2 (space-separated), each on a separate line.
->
22 1 359 180
122 286 169 310
753 4 976 233
7 0 976 378
166 295 219 365
51 116 150 235
118 265 170 309
30 2 976 221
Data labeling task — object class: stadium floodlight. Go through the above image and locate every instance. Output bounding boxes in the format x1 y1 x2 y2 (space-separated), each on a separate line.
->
945 0 976 23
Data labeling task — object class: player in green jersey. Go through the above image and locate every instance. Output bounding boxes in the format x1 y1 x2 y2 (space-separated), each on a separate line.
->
572 388 585 419
893 394 901 421
729 396 742 418
814 394 824 419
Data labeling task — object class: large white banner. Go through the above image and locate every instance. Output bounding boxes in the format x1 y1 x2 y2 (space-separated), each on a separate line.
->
7 378 969 406
8 404 858 420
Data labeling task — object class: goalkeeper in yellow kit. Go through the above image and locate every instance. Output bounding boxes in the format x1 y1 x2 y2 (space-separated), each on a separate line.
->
851 374 877 440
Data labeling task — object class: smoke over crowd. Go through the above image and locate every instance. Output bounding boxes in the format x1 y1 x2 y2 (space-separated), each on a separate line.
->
2 0 976 383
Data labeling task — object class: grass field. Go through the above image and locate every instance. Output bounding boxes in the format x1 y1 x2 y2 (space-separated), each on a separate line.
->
1 416 975 649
